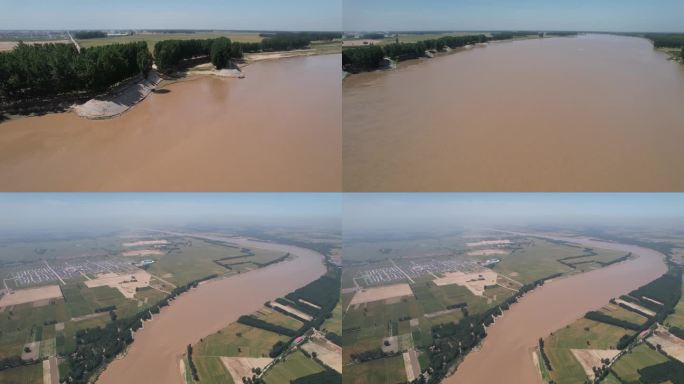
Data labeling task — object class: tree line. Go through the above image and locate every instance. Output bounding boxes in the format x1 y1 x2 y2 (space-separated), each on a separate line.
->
153 37 243 72
62 274 215 384
0 41 152 99
421 272 564 384
72 31 107 39
259 31 341 41
342 34 488 73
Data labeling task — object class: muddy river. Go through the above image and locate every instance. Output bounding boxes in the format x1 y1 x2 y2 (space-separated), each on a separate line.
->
97 235 326 384
343 34 684 191
0 54 341 191
445 234 667 384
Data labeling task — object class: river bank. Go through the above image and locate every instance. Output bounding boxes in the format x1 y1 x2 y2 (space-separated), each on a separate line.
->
96 235 327 384
0 54 341 192
343 34 684 191
444 234 668 384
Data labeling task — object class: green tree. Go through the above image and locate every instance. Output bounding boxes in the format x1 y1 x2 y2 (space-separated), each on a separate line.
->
136 48 153 78
210 37 232 69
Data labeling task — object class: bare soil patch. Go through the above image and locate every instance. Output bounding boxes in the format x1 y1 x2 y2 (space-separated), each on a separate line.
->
123 240 168 247
467 249 508 256
615 299 656 317
269 301 313 321
84 271 151 299
350 283 412 305
121 250 164 257
220 357 272 384
0 285 62 307
21 341 40 360
466 240 512 247
647 327 684 363
301 335 341 373
570 349 620 379
433 270 498 296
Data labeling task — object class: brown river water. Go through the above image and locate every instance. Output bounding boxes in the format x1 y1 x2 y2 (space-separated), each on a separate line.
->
97 235 326 384
343 34 684 191
0 54 341 191
445 234 667 384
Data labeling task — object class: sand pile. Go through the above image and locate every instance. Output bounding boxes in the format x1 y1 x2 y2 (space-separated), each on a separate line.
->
74 72 161 119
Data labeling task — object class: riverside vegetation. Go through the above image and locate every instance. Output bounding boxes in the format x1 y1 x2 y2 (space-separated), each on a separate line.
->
0 31 341 117
341 32 577 73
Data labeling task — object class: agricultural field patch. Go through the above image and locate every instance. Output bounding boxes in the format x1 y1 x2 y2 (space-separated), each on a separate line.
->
262 350 325 384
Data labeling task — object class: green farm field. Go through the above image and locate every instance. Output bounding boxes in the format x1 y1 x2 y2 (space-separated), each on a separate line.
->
0 363 43 384
263 350 325 384
195 321 287 358
77 32 263 53
610 344 669 382
342 355 406 384
494 239 627 284
192 356 232 384
145 238 284 286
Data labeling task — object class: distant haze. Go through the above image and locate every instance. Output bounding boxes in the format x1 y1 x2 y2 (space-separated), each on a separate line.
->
343 193 684 233
344 0 684 33
0 193 341 232
0 0 341 30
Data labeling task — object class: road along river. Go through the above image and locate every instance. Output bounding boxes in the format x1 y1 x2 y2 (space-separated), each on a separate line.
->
97 235 327 384
445 234 667 384
0 54 341 192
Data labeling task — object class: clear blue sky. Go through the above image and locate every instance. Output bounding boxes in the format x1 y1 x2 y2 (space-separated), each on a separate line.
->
344 0 684 32
0 0 341 30
0 193 341 231
343 193 684 231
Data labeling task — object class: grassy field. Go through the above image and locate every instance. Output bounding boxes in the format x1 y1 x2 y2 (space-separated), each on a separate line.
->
0 363 43 384
78 32 263 54
666 286 684 328
193 356 233 384
544 316 636 384
0 300 69 358
342 274 505 383
342 355 406 384
263 350 325 384
322 300 342 335
195 321 287 358
600 303 648 326
253 307 304 332
601 372 623 384
60 283 141 319
146 239 283 286
610 344 668 382
546 318 631 350
342 234 466 264
494 239 625 284
0 236 122 264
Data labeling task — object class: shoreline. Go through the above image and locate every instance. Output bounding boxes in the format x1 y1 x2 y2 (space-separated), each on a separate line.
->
342 34 546 78
342 33 684 78
0 49 340 123
96 235 327 384
444 234 667 384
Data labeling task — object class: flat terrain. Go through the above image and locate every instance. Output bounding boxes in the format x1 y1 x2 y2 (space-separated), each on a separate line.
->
78 32 263 53
263 350 325 384
342 355 406 384
349 283 413 306
611 344 668 382
0 285 63 307
0 363 43 384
